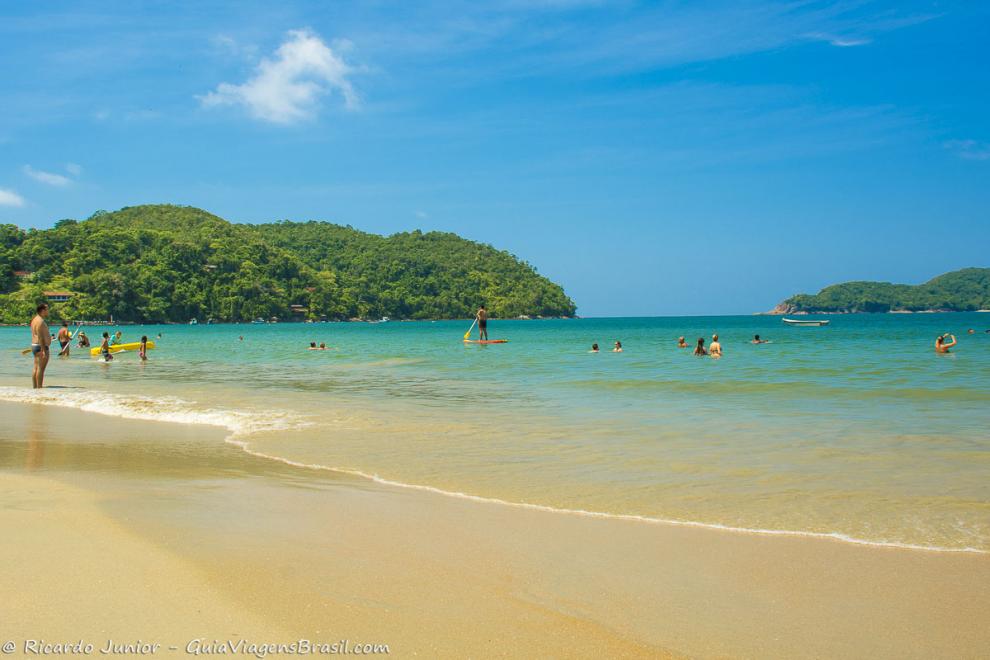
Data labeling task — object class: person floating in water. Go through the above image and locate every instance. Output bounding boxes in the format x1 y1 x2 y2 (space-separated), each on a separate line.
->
57 321 71 356
694 337 707 356
591 343 599 353
476 305 489 341
139 335 149 361
613 341 623 352
30 303 51 388
100 332 114 362
935 333 956 353
752 334 768 344
967 329 975 334
709 334 722 358
308 342 319 350
677 336 688 348
319 342 328 350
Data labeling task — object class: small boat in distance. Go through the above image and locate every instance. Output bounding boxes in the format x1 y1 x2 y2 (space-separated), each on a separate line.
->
782 318 830 327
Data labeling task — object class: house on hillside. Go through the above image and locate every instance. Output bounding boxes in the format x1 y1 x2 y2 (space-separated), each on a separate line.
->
44 291 73 303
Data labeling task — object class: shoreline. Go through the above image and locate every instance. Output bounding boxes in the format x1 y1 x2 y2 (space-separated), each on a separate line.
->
2 384 984 555
2 400 990 657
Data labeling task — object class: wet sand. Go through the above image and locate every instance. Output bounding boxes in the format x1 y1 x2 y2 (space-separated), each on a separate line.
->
1 401 988 658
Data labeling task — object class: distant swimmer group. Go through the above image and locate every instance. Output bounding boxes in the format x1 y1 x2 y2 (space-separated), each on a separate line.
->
308 342 331 350
589 340 623 353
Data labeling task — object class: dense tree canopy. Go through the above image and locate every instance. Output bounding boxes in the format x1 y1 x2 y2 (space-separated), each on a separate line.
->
779 268 990 313
0 205 577 323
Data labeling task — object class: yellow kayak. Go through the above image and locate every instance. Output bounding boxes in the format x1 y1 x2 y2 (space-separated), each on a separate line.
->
90 341 156 356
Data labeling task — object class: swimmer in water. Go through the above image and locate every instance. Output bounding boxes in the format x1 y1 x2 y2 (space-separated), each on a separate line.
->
709 334 722 358
752 334 768 344
694 338 707 356
613 341 623 352
111 330 122 346
57 322 71 356
677 336 688 348
139 335 149 361
591 343 599 353
308 342 318 350
77 330 90 348
319 342 327 350
100 332 114 362
935 333 956 354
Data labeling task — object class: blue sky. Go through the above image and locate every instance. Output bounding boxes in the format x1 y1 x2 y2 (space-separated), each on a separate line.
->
1 1 987 316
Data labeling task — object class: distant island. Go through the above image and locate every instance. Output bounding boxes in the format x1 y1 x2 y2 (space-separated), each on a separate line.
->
0 205 577 324
772 268 990 314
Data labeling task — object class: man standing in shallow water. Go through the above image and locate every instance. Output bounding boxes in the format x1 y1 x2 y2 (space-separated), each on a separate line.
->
30 303 51 389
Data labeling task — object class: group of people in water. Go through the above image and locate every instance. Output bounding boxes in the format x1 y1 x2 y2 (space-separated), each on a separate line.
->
28 303 154 388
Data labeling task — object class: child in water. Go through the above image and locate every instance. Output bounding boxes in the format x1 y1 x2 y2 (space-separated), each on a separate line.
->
139 336 148 361
100 332 114 362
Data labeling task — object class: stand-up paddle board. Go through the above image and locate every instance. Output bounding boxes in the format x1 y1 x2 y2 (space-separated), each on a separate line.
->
463 339 508 344
89 341 156 356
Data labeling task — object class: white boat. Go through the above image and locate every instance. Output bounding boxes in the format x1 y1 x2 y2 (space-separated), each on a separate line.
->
782 318 829 327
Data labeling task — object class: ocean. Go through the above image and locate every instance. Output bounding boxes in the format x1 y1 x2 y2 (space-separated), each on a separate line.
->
2 314 988 552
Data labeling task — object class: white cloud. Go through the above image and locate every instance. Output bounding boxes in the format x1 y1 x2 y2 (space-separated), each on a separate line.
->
66 163 83 176
0 189 26 207
23 165 71 187
415 210 429 219
200 29 358 124
945 140 990 161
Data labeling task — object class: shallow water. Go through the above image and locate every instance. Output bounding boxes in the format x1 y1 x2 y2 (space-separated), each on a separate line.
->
1 314 988 551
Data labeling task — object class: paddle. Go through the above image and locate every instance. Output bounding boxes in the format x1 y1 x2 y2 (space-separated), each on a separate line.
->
463 317 477 340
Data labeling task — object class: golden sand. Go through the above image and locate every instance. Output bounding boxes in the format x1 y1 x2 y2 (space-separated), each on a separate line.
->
1 402 988 658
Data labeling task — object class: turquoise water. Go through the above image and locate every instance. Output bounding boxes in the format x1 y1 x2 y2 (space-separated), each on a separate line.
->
2 314 989 551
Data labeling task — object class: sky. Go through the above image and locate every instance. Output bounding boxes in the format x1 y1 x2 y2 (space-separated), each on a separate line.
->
1 0 988 316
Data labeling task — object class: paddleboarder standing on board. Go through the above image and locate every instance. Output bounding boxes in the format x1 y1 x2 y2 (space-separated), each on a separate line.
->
477 305 489 341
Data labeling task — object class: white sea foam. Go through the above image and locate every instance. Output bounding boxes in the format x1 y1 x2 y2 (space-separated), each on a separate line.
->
2 385 985 555
0 386 306 436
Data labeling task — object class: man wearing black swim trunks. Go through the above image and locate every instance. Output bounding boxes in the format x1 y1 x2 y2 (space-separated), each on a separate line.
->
30 303 51 388
57 321 71 357
477 305 489 341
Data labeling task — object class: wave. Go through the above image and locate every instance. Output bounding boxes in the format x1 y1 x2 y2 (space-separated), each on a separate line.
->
0 386 308 436
1 385 985 555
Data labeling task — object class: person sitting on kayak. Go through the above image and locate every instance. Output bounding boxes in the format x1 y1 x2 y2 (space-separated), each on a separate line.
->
139 336 149 361
935 333 956 353
111 330 122 346
476 305 489 341
100 332 114 362
694 338 707 356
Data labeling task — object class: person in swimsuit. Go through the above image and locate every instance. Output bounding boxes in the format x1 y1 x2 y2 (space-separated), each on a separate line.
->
935 333 956 354
613 340 623 352
752 334 768 344
591 343 599 353
100 332 114 362
30 303 51 388
694 337 707 356
139 335 149 361
677 336 688 348
57 321 71 356
77 331 90 348
709 334 723 358
476 305 489 341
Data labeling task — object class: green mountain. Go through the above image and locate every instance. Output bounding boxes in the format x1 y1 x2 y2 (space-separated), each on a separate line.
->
0 205 577 323
775 268 990 313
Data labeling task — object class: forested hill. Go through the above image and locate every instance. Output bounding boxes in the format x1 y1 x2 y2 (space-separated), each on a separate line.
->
0 205 577 323
774 268 990 314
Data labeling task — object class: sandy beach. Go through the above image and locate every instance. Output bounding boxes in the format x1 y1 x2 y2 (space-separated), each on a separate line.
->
2 400 988 659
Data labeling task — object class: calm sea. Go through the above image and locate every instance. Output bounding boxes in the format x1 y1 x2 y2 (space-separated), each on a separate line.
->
2 314 988 552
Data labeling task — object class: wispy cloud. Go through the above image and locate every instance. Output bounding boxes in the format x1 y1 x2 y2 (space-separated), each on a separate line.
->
0 188 26 207
415 210 429 219
66 163 82 176
945 139 990 161
199 28 359 124
23 165 71 187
